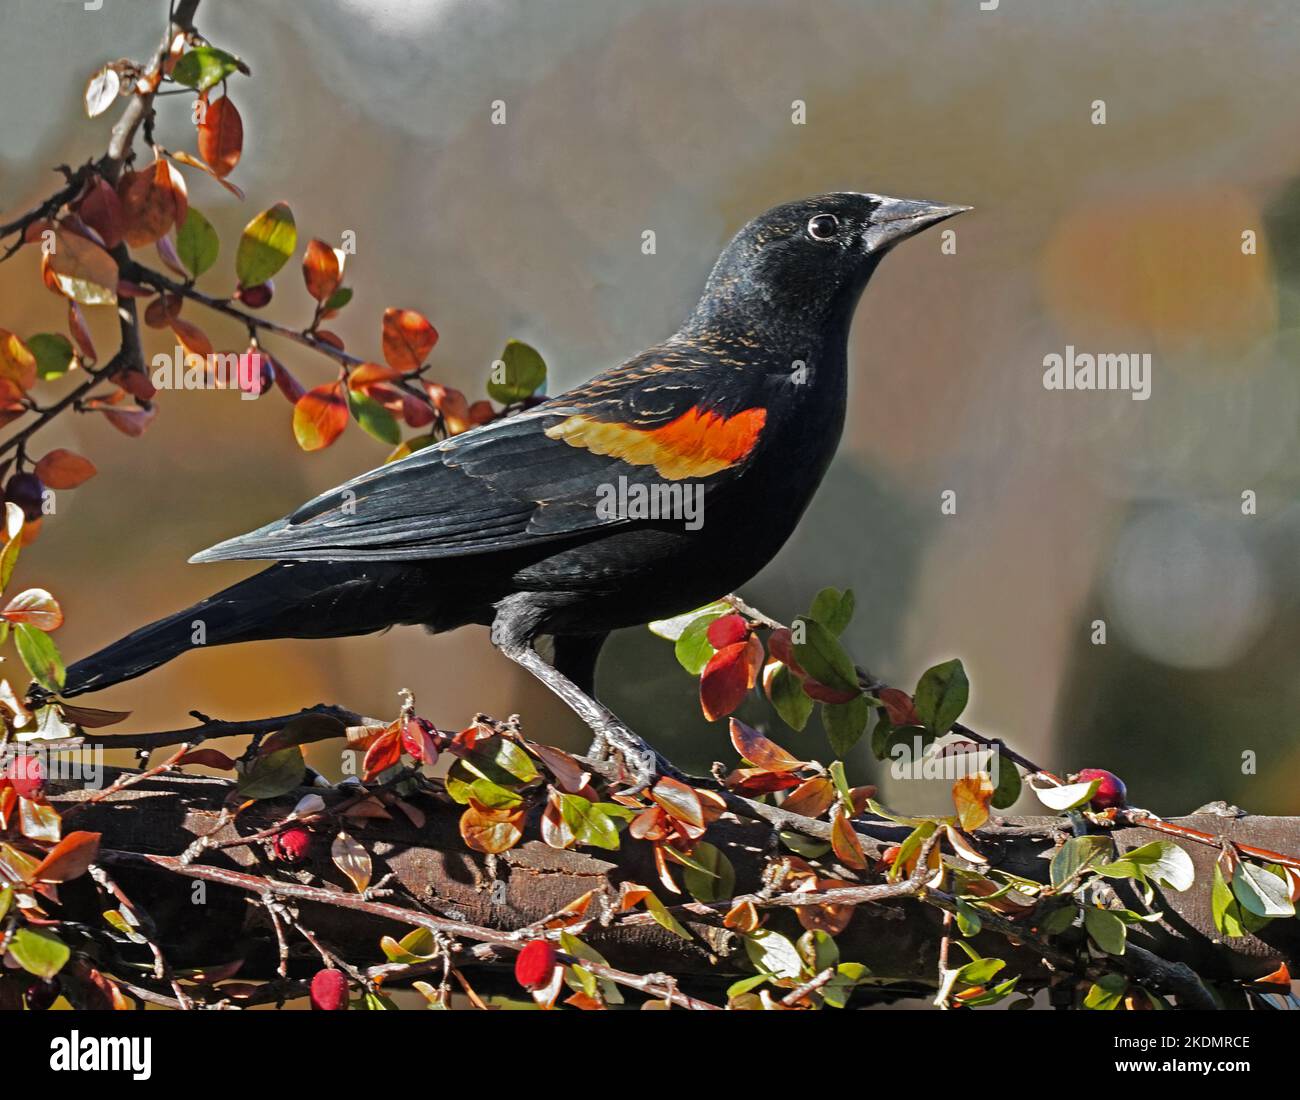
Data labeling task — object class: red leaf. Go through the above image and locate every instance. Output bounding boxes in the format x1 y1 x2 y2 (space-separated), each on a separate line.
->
699 635 763 722
381 308 438 371
706 613 748 650
878 687 920 727
32 831 101 883
302 238 343 303
197 93 243 178
2 588 63 631
174 747 236 770
117 158 185 247
362 728 402 780
77 177 124 250
34 449 97 490
293 381 348 451
727 718 807 772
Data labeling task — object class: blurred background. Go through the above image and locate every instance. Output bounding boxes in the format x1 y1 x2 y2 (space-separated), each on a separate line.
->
2 0 1299 817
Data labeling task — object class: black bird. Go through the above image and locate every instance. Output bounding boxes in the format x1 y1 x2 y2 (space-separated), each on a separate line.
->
60 192 968 788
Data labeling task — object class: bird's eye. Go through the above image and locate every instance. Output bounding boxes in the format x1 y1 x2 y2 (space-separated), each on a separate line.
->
807 213 840 240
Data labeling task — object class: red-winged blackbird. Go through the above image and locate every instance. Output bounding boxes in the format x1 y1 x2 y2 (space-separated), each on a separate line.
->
60 192 967 788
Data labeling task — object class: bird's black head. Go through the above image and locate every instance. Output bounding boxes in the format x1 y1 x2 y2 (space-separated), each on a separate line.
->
684 191 969 343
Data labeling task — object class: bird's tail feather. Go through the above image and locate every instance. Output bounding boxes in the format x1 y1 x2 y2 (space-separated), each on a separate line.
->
61 561 427 698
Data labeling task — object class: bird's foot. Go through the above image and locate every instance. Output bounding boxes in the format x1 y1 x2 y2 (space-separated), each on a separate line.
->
587 721 659 796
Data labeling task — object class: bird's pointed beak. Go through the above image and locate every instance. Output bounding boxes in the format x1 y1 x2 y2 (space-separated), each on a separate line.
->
864 196 972 252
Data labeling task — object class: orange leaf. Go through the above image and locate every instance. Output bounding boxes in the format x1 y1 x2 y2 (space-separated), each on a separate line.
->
169 316 213 358
47 230 119 305
1255 962 1291 986
197 93 243 178
32 830 101 883
302 238 344 303
67 302 96 363
727 718 807 773
2 588 64 631
952 772 995 832
85 392 157 437
0 331 37 391
723 899 760 933
381 308 438 371
830 807 868 871
347 362 404 391
34 449 97 491
460 803 524 854
699 635 763 722
781 776 836 819
293 381 348 451
649 776 704 828
144 293 182 329
117 158 185 247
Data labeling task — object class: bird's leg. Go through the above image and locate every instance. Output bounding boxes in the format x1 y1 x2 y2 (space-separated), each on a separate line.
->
495 638 661 794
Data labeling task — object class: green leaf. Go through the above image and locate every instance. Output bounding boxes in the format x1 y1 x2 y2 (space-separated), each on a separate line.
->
236 746 305 799
0 884 11 922
990 754 1022 810
769 663 813 732
744 929 803 980
558 932 623 1005
1083 973 1127 1010
1033 778 1101 812
346 388 401 445
1050 835 1113 891
957 976 1020 1007
8 927 70 980
955 897 982 936
176 207 220 278
235 202 297 288
954 956 1005 985
1083 907 1127 955
1232 862 1295 918
487 339 547 404
822 695 869 758
791 617 859 694
1212 863 1266 937
913 658 968 734
796 929 840 974
778 830 831 858
558 794 620 850
171 46 245 90
26 333 75 380
15 623 65 692
324 286 353 311
673 612 722 675
1111 840 1195 892
682 841 735 903
727 973 770 999
809 587 855 636
642 893 692 941
1037 903 1078 936
648 601 731 641
822 962 870 1009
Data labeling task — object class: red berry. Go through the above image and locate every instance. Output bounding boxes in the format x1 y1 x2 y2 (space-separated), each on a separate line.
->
5 755 45 799
706 613 749 650
236 281 273 309
272 825 312 864
5 473 45 523
514 939 558 992
309 968 349 1011
24 979 59 1011
1076 768 1127 810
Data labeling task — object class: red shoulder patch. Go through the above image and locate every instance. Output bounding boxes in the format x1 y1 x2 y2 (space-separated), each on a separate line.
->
544 406 766 480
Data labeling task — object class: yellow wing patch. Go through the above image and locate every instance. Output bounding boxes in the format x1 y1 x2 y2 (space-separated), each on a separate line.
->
544 406 766 480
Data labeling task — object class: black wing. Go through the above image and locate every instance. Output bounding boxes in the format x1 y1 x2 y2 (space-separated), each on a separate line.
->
190 347 768 564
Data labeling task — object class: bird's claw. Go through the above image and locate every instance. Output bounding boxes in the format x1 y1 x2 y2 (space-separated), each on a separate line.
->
588 722 659 796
